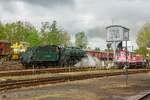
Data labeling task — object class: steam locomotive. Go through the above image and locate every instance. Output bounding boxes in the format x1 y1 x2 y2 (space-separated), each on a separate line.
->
20 45 86 68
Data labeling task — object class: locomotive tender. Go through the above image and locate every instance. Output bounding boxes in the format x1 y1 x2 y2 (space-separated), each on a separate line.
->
20 45 86 68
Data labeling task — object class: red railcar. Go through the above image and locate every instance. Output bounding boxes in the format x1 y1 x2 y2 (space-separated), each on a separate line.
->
86 50 146 68
86 50 113 60
115 50 146 67
0 40 12 59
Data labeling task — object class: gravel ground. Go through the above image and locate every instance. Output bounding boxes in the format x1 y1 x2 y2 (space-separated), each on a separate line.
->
0 61 24 71
1 73 150 100
0 69 122 82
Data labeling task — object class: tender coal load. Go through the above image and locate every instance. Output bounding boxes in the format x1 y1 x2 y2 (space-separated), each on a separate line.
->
20 45 86 68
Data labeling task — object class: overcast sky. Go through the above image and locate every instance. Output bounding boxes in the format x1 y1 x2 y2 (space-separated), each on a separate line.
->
0 0 150 50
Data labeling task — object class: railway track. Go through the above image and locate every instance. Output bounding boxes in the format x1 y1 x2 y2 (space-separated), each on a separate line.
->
132 91 150 100
0 67 108 77
0 69 149 92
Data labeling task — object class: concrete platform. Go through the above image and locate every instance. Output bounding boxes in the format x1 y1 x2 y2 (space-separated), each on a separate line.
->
1 73 150 100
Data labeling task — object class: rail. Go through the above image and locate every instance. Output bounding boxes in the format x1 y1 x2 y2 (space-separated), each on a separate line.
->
0 69 149 92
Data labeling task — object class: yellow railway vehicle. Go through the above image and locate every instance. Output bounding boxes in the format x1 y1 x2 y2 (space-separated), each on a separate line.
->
11 42 29 60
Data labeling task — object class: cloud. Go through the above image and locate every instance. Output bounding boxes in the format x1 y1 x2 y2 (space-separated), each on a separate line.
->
86 26 106 39
24 0 75 8
0 0 75 11
87 38 106 50
0 0 149 49
0 1 17 13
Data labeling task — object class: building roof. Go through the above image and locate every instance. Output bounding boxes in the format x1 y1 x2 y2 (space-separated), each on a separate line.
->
105 25 130 30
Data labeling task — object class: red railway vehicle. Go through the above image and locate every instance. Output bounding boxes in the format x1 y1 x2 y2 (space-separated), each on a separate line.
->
86 50 113 60
115 50 147 68
86 50 147 68
0 40 12 59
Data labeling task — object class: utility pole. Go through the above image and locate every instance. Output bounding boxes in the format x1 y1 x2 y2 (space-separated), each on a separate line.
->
125 40 128 87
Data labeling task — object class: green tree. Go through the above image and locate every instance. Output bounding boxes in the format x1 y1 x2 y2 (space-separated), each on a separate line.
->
26 31 41 46
95 47 101 51
135 47 148 58
0 20 70 47
136 23 150 47
48 20 62 45
41 20 70 46
4 21 25 42
40 21 50 44
0 21 40 47
60 31 70 47
0 22 6 39
3 21 38 43
75 31 88 49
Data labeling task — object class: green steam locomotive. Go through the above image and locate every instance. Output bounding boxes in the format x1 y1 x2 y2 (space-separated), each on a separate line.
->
20 45 86 68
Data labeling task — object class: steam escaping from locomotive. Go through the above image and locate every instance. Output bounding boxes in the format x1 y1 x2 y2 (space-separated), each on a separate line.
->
75 54 106 68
